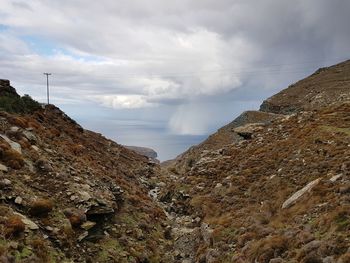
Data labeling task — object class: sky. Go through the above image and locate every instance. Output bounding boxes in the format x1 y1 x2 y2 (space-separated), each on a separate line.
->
0 0 349 160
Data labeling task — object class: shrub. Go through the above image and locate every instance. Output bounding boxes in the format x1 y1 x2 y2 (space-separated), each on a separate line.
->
0 148 24 169
5 215 25 237
0 94 41 114
29 199 54 217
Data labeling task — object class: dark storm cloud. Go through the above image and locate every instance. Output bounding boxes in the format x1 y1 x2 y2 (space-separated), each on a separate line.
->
0 0 349 134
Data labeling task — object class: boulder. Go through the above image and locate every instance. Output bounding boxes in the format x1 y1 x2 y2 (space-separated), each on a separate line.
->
233 123 265 139
0 134 22 154
282 178 321 209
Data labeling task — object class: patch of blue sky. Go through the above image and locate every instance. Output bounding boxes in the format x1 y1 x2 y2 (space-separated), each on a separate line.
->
20 35 104 62
0 24 10 31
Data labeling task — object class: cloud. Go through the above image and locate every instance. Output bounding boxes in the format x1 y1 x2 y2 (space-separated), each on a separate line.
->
0 0 349 137
91 94 154 109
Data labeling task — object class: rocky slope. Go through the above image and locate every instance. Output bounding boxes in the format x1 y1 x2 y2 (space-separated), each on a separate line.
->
1 58 349 263
158 60 350 262
260 59 350 114
0 81 172 262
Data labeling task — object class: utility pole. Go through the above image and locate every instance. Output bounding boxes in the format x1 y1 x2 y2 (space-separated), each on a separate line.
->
43 73 52 105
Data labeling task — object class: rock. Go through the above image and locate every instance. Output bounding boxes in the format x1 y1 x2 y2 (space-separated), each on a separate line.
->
0 80 19 97
63 208 87 227
81 221 96 230
282 178 321 209
323 256 334 263
0 163 8 172
9 127 19 132
31 145 40 152
45 226 54 231
330 174 342 182
78 231 89 242
0 134 22 153
302 240 322 254
22 130 37 143
233 123 265 139
201 223 214 246
0 178 11 188
35 158 53 173
87 205 114 215
135 228 144 240
78 191 92 202
13 212 39 230
14 196 23 205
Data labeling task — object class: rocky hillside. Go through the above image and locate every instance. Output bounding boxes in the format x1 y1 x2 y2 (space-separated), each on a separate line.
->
1 59 349 263
260 59 350 114
157 60 350 262
0 81 172 262
166 60 350 174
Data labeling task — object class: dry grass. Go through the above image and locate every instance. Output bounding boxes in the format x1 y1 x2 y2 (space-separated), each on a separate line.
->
8 116 28 128
0 148 24 169
5 215 25 237
29 199 54 217
247 235 289 263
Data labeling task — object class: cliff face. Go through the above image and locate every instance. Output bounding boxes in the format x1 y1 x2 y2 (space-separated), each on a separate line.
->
0 103 171 262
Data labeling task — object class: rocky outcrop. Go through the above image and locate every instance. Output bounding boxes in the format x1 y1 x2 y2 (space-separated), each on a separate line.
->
0 79 19 97
260 59 350 114
124 145 158 161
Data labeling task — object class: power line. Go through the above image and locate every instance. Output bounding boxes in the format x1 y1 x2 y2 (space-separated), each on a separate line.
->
43 73 52 105
50 57 346 79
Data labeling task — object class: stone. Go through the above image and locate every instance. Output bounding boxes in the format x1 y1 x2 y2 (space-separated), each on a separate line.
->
0 79 19 97
35 159 53 172
63 208 87 227
78 191 92 202
135 228 144 240
81 221 96 230
330 174 342 182
282 178 321 209
0 179 11 188
0 164 8 172
45 226 54 231
87 205 114 215
14 196 22 205
31 145 40 152
302 240 322 254
13 212 39 230
22 130 37 143
78 231 89 242
322 256 334 263
0 134 22 153
201 223 214 246
233 123 265 139
10 127 19 132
